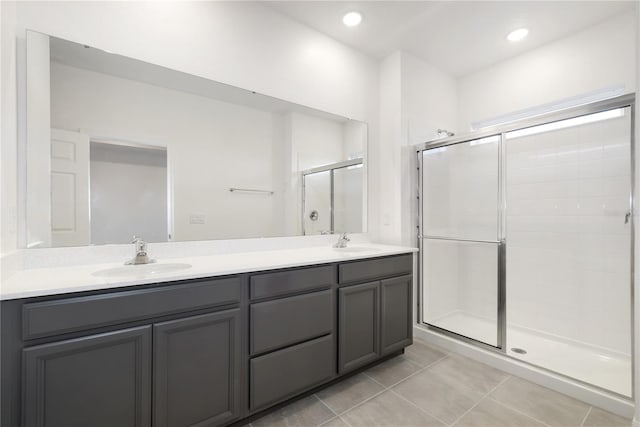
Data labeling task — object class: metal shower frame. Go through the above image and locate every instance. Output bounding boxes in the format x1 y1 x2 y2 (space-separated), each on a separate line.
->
415 93 636 399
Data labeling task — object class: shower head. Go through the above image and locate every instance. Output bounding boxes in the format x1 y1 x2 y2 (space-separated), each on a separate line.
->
437 129 455 138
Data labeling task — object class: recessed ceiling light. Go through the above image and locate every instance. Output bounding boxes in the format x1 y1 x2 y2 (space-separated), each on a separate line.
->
507 28 529 42
343 11 362 27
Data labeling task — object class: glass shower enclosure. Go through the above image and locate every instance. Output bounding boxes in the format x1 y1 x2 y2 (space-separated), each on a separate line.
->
418 94 634 397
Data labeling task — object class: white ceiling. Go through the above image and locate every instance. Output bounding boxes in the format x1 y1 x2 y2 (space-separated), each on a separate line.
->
265 1 635 77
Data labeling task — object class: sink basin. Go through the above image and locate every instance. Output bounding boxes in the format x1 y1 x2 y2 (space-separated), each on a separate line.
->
92 263 192 278
332 246 380 253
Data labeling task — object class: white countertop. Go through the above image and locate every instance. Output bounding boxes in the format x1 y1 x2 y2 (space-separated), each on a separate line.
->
1 244 417 300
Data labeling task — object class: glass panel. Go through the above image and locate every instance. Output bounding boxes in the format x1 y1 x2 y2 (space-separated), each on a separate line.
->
422 239 499 346
505 107 632 396
303 171 331 235
421 135 501 347
422 136 500 242
333 165 363 233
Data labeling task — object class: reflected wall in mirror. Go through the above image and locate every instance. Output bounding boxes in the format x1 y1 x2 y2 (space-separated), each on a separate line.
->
25 31 367 247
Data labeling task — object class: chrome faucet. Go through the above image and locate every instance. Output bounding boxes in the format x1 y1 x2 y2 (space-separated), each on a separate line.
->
126 236 155 265
333 233 350 248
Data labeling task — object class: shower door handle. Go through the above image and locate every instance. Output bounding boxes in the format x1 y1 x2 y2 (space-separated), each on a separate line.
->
625 211 631 224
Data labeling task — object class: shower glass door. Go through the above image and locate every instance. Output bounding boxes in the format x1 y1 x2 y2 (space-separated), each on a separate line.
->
421 135 503 348
504 107 633 396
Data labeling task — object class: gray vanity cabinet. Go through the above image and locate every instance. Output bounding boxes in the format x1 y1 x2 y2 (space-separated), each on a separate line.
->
338 254 413 374
380 275 413 355
338 281 380 373
22 326 152 427
3 253 415 427
153 309 242 427
247 266 337 413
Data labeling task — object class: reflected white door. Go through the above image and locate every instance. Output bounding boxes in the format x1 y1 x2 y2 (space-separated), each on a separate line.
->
421 135 502 347
50 128 90 247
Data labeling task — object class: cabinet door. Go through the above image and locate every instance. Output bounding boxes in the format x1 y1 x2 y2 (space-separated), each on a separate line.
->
154 309 242 427
338 281 379 373
23 326 151 427
380 275 413 355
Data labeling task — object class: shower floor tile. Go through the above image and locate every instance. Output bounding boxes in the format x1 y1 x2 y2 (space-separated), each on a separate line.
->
248 337 632 427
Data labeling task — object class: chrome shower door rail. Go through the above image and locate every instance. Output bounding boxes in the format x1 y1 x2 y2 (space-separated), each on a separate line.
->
418 132 504 350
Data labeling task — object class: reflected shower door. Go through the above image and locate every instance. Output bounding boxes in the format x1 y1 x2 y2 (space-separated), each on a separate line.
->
505 107 632 396
303 170 331 235
421 136 502 347
334 165 363 233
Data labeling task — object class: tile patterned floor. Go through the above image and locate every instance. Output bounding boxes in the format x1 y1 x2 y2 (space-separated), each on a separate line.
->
248 338 632 427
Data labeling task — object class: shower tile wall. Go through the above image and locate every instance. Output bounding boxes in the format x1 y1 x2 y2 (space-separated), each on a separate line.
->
505 113 631 355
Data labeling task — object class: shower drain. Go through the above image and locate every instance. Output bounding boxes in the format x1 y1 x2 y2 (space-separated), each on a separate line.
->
511 348 527 355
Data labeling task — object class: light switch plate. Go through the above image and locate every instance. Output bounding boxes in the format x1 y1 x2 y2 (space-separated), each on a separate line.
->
189 213 206 224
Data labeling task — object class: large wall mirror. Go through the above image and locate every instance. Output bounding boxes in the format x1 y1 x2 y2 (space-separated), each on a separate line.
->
25 31 367 248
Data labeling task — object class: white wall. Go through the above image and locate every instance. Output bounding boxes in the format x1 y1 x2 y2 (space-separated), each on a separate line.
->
378 51 458 246
0 1 379 252
401 53 458 144
377 52 402 244
1 1 18 252
458 11 636 131
289 112 345 171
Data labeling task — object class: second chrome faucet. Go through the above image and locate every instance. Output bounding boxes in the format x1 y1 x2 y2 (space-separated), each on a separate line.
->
333 233 350 248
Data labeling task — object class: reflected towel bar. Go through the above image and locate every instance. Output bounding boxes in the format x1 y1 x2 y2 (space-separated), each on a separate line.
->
229 187 274 195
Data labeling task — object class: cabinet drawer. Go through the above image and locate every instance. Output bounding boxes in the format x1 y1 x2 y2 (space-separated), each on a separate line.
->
250 290 333 355
23 277 241 340
250 265 336 300
339 254 413 284
250 334 335 411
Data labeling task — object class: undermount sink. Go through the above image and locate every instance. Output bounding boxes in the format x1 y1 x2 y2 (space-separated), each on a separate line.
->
332 246 380 253
92 263 192 278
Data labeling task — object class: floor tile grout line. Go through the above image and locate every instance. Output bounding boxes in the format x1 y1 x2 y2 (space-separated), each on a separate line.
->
336 362 435 419
487 397 554 427
579 406 593 427
362 371 387 388
313 393 340 418
449 395 488 427
316 416 338 427
335 384 394 417
317 414 354 427
388 388 450 426
448 375 511 427
258 344 449 425
342 354 455 426
361 352 448 391
340 415 355 427
404 352 450 370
